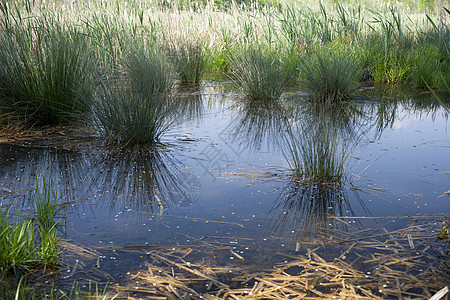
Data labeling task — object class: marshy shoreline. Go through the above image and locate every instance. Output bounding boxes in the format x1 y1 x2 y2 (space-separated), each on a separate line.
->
0 0 449 298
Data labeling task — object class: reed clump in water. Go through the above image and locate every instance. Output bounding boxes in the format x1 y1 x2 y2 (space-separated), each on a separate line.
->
92 48 176 145
286 108 361 184
167 39 206 84
298 49 362 104
229 46 294 101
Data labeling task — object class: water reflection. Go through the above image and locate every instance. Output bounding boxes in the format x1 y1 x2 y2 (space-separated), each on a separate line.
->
228 99 289 151
0 145 200 214
364 87 449 136
269 180 364 240
87 148 200 211
174 85 204 120
285 103 368 183
268 102 372 240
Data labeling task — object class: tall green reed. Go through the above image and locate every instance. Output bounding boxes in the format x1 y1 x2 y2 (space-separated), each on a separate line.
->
92 48 176 145
166 40 206 84
365 8 414 84
0 12 96 126
229 46 293 100
413 8 450 89
298 49 361 103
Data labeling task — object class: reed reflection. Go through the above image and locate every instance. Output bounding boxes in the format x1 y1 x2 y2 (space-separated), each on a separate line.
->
228 98 289 151
174 85 204 121
0 145 200 214
286 103 367 183
275 103 370 240
90 148 201 212
269 181 364 240
363 87 449 137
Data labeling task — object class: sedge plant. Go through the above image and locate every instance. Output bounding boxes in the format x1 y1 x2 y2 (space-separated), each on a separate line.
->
285 105 361 183
0 13 96 126
298 48 361 103
92 47 176 145
166 39 206 84
229 45 293 101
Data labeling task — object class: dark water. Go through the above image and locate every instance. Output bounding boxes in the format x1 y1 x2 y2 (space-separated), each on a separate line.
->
0 83 448 287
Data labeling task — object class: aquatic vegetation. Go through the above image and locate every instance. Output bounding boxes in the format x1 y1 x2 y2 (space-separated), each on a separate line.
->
1 277 118 300
285 104 364 183
298 49 361 103
287 126 350 183
167 40 206 84
0 2 448 299
92 48 175 145
32 174 62 267
0 174 61 274
0 14 96 126
0 213 37 274
412 43 443 88
229 46 293 100
32 175 62 232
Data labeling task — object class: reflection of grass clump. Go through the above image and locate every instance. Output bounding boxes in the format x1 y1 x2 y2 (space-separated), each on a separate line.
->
229 47 292 101
298 49 361 103
93 48 175 145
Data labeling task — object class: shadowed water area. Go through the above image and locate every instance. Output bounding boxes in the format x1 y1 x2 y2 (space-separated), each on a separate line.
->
0 83 448 297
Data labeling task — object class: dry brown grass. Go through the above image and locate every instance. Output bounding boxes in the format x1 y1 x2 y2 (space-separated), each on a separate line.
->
109 216 449 299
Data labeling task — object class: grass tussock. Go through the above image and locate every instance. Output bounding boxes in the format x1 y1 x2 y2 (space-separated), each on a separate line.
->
167 39 206 84
229 46 293 101
92 48 176 145
0 15 96 126
286 105 361 183
298 49 361 103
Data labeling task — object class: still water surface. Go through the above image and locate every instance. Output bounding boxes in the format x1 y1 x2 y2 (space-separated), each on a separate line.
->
0 83 448 285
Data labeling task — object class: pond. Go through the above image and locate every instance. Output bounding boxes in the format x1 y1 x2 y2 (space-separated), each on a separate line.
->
0 82 448 298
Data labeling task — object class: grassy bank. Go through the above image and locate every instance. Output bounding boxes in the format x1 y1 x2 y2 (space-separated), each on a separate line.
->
0 0 448 135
